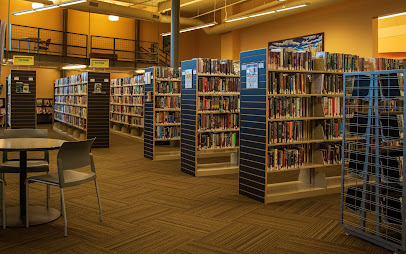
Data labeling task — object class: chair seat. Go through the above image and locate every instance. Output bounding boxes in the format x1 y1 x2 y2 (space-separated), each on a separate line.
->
0 160 49 173
28 170 96 187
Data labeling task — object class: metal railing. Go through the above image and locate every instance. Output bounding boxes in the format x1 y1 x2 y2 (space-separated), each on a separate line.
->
90 35 160 64
8 24 170 66
9 24 88 58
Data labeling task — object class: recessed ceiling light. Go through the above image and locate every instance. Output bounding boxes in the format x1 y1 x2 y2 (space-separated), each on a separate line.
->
108 15 119 21
62 64 87 70
32 3 44 8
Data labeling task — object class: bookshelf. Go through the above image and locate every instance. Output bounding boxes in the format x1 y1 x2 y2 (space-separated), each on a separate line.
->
239 48 360 203
110 75 144 140
6 70 36 129
36 98 53 124
144 66 182 160
180 58 241 176
53 72 110 148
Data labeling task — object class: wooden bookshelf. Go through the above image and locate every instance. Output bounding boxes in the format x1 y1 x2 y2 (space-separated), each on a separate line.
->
6 70 37 129
53 72 110 148
109 75 144 140
144 66 182 161
180 58 240 177
239 48 353 203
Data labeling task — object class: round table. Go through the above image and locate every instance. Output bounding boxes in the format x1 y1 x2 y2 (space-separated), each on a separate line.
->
0 138 65 227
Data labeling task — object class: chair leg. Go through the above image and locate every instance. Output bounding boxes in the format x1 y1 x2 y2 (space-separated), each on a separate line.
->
2 181 5 229
25 180 29 228
46 185 50 208
94 179 102 222
60 188 67 237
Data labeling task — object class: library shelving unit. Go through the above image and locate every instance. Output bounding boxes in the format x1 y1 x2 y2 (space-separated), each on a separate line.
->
239 48 361 203
341 70 406 253
110 75 144 140
36 98 53 124
6 70 37 129
53 72 110 148
144 66 182 160
180 58 241 176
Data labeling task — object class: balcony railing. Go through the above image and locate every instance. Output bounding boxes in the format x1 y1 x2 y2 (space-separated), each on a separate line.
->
90 35 161 65
9 24 88 58
7 24 170 66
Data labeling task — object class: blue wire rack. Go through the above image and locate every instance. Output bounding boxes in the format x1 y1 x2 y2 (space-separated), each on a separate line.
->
341 70 406 252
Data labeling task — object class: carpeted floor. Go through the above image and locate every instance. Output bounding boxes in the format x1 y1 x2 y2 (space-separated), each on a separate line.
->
0 126 397 253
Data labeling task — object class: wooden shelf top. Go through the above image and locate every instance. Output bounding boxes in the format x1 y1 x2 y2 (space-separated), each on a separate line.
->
110 111 144 117
155 93 181 96
198 73 240 78
155 123 181 126
198 128 240 133
55 102 87 107
268 93 344 97
154 137 181 141
154 108 181 112
110 119 144 128
267 68 344 75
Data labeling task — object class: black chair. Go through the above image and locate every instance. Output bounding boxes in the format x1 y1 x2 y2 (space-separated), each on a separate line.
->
1 129 51 206
38 39 51 52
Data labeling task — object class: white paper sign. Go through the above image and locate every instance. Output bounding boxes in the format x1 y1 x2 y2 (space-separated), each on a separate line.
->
259 62 264 69
90 79 95 82
28 77 34 81
182 71 185 76
185 69 193 89
104 79 109 82
144 72 152 84
246 63 258 89
241 64 247 71
14 77 19 81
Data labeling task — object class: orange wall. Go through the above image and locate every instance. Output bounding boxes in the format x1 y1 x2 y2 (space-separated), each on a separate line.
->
0 66 61 98
0 0 63 30
67 10 135 40
235 0 406 59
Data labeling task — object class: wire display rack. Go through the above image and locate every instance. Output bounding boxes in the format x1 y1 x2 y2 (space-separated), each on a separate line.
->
341 70 406 253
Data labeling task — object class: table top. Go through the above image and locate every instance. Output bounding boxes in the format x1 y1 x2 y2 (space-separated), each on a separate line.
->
0 138 65 151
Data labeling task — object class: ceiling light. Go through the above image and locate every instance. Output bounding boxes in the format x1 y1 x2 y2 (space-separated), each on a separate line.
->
225 16 249 23
32 3 44 8
135 69 145 74
12 0 87 15
108 15 119 21
276 4 308 12
13 9 36 15
62 64 87 70
378 11 406 20
249 10 276 18
35 4 59 11
59 0 87 7
161 22 217 36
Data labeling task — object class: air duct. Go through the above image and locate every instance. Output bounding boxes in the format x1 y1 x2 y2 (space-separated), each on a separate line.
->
204 0 345 35
23 0 204 26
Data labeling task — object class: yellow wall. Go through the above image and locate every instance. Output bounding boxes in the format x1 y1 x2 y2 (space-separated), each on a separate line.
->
0 66 61 98
68 10 135 40
235 0 406 59
378 14 406 53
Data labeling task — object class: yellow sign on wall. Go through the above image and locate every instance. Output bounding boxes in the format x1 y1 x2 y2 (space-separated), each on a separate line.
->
90 58 109 68
13 55 34 66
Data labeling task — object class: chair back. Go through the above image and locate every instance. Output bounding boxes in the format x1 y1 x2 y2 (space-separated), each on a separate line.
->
45 38 51 46
57 139 94 172
4 129 48 139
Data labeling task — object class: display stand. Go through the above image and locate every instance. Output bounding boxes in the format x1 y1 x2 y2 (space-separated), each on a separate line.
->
110 75 144 140
36 98 53 124
6 70 36 129
180 58 240 176
53 72 110 148
144 66 181 160
341 70 406 253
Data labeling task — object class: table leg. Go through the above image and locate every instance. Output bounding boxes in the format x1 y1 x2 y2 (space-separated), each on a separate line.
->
19 151 27 217
18 40 20 52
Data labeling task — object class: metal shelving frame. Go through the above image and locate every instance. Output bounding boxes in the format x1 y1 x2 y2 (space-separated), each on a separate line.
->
341 69 406 253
